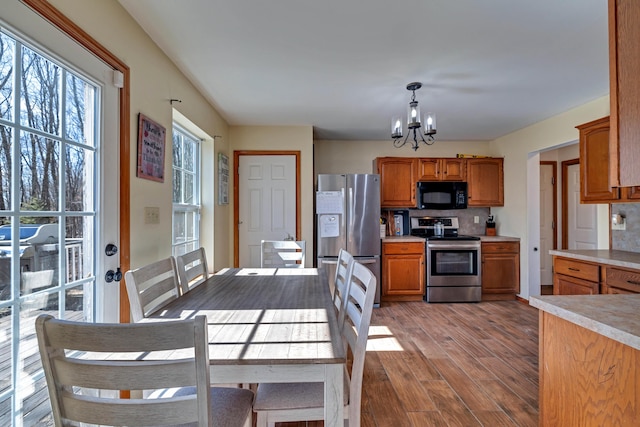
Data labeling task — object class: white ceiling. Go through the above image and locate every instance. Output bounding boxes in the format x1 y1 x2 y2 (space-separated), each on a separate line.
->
118 0 609 142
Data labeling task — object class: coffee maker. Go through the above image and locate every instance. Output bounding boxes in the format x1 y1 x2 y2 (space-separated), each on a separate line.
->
392 210 410 236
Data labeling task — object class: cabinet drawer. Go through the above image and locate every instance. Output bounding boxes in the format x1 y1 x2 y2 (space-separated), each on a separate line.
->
383 242 424 255
605 267 640 294
554 258 599 282
481 242 519 253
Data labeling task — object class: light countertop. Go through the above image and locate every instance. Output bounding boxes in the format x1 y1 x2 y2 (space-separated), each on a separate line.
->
530 294 640 350
549 249 640 270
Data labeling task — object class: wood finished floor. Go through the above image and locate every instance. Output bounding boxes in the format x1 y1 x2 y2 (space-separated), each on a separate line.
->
272 300 539 427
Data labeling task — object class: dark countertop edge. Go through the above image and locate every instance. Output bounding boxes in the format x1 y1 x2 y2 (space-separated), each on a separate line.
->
549 249 640 270
530 294 640 351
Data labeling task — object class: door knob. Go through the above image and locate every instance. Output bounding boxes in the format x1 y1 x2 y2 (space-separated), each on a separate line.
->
105 267 122 283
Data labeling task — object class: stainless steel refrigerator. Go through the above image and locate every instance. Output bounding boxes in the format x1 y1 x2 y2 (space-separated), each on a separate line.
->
316 174 381 306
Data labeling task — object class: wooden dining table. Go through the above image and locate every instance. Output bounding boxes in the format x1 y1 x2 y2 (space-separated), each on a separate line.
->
146 267 346 427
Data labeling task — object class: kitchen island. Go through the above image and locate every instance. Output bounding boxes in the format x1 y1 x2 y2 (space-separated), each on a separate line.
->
530 294 640 426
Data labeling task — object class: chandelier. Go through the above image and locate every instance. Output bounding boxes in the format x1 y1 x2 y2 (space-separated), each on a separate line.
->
391 82 436 151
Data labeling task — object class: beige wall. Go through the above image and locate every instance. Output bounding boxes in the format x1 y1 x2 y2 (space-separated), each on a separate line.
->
48 0 232 271
229 126 314 266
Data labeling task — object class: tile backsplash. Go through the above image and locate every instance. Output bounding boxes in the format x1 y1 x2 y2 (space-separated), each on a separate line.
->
384 207 492 235
611 203 640 253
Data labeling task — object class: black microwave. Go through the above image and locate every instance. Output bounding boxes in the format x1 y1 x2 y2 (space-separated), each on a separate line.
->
417 181 467 209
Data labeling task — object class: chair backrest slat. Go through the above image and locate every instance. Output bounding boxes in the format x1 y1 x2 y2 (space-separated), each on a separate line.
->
36 314 212 426
343 261 376 426
333 249 354 331
124 257 180 322
176 247 209 293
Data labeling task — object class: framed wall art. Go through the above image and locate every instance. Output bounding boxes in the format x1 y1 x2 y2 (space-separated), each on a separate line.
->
136 113 166 182
218 152 229 205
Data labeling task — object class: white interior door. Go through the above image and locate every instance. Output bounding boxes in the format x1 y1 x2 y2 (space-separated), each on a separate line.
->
539 163 555 286
238 155 296 267
567 163 597 249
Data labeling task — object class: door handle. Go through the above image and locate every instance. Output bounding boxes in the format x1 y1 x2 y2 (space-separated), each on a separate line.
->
105 267 122 283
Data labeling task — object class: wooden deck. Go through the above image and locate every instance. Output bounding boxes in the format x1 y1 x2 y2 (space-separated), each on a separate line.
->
6 300 539 426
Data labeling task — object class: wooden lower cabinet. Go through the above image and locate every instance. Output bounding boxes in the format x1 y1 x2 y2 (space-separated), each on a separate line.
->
553 257 600 295
381 241 425 301
539 311 640 425
481 241 520 300
553 256 640 295
603 266 640 294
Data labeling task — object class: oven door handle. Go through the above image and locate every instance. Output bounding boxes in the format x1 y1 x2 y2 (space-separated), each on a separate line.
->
427 242 480 250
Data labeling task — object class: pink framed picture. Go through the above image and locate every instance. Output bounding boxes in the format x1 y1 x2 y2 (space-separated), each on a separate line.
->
136 113 166 182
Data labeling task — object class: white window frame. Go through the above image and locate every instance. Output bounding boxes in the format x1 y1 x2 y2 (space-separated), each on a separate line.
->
171 123 201 256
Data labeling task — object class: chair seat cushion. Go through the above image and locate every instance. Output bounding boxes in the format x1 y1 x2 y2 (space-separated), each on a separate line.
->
171 386 254 427
253 381 348 411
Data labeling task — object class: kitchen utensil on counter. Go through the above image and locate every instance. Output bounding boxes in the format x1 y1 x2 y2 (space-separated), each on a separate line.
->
486 215 496 236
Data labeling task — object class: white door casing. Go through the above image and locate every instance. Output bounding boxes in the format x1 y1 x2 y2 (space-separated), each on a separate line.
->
238 155 296 267
567 163 597 249
539 163 555 286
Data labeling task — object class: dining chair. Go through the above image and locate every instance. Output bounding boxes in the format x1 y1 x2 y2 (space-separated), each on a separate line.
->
333 248 355 331
253 260 377 427
260 240 306 268
176 247 210 293
36 314 254 427
124 256 181 322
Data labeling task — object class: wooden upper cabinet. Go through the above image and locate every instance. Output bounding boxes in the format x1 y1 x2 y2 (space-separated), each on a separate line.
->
418 158 466 181
467 158 504 206
609 0 640 187
577 116 620 203
375 157 418 208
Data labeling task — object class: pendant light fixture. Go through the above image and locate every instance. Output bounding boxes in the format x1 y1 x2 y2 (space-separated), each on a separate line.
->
391 82 436 151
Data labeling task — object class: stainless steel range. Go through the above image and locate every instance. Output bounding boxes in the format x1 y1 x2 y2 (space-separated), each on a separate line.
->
410 216 481 303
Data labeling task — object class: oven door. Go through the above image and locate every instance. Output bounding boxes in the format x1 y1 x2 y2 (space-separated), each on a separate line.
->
427 241 481 287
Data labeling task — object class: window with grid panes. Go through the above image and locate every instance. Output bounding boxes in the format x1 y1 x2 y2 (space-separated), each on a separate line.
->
172 125 201 257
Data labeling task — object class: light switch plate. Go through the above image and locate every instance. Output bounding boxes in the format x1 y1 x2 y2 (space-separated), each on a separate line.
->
474 216 480 224
144 207 160 224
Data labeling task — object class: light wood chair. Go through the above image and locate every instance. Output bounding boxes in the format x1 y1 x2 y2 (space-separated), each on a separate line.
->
124 257 181 322
333 248 354 331
260 240 306 268
36 314 254 427
253 261 377 427
176 247 209 293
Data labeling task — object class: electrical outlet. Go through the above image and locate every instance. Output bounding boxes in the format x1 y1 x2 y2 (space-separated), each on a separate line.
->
612 222 626 231
144 207 160 224
474 216 480 224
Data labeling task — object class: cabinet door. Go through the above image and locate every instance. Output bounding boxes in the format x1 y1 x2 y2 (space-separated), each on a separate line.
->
418 158 466 181
467 158 504 206
376 158 417 208
609 0 640 187
382 253 425 297
577 116 619 202
481 252 520 295
553 273 599 295
441 158 466 181
418 159 440 180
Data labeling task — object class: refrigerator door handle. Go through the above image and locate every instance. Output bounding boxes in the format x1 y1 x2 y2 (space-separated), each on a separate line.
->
356 258 378 265
319 259 338 265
